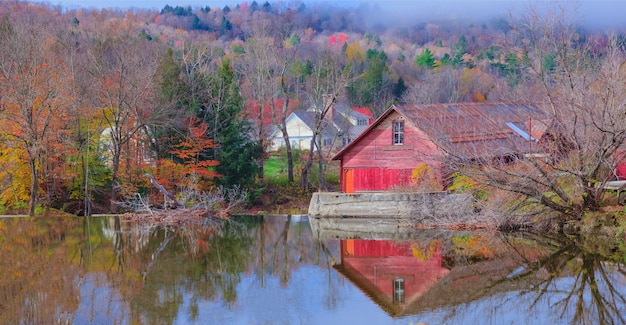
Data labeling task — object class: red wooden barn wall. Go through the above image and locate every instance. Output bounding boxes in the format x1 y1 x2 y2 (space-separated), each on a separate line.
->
340 111 442 192
340 239 448 301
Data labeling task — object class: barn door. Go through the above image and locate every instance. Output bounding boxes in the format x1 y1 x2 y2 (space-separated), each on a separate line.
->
344 169 355 193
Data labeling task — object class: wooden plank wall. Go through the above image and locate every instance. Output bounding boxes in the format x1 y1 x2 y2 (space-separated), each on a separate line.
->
341 111 442 191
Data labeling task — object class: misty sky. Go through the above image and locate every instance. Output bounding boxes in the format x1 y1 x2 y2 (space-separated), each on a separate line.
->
52 0 626 30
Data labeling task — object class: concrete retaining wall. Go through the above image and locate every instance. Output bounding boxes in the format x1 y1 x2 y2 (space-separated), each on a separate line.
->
308 191 477 233
308 191 474 220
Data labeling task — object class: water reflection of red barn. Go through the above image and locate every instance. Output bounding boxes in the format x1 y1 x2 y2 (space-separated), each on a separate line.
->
334 236 552 318
335 239 450 314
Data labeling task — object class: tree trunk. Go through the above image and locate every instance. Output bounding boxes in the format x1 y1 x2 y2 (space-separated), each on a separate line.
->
315 139 326 191
281 126 294 183
258 128 265 182
110 145 121 213
81 149 91 216
301 131 316 190
28 156 37 216
286 142 294 183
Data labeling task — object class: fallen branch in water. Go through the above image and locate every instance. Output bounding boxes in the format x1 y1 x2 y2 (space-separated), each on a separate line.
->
122 186 248 225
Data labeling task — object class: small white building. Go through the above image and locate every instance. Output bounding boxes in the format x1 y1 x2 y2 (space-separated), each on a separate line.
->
269 104 372 152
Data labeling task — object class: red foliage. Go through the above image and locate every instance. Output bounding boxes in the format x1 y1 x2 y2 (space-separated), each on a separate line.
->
245 98 299 125
329 33 349 46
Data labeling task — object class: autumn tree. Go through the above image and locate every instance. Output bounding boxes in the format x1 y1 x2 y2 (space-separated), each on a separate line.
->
404 66 493 104
83 15 166 210
0 10 73 215
55 15 114 216
171 118 220 189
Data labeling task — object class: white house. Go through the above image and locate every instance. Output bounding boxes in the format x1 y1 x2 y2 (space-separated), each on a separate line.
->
269 103 372 152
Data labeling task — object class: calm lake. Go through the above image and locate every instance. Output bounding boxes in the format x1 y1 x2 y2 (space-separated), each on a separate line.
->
1 214 626 324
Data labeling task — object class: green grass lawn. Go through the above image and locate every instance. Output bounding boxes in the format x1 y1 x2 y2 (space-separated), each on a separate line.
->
264 153 339 189
264 156 286 178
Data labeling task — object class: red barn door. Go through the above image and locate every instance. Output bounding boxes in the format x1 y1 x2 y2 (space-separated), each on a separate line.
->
345 169 355 193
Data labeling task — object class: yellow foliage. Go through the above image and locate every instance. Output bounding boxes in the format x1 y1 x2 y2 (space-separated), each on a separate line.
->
345 41 364 63
411 163 441 191
448 172 479 191
452 234 494 259
0 146 31 207
411 241 439 262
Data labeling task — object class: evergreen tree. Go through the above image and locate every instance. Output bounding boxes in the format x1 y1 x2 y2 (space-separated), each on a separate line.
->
262 1 271 12
151 47 186 160
206 60 261 191
392 77 407 100
415 48 435 68
453 34 468 66
347 49 388 107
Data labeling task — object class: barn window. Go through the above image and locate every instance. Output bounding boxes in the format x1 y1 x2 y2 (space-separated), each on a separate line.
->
393 121 404 145
393 278 405 303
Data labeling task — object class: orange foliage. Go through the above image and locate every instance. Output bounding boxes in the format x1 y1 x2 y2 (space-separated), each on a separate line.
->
473 92 486 102
171 118 220 179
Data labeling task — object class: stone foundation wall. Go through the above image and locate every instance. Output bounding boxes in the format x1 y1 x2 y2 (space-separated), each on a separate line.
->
308 191 474 220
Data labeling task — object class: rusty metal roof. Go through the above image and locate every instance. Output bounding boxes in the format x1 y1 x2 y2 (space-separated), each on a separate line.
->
333 102 550 160
395 102 548 158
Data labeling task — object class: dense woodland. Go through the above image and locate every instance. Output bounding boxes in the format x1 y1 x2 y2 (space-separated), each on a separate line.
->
1 1 626 219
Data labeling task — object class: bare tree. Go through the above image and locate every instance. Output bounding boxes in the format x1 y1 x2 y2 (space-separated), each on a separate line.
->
236 29 274 182
268 42 298 183
443 3 626 222
237 20 299 183
83 15 165 211
300 49 354 190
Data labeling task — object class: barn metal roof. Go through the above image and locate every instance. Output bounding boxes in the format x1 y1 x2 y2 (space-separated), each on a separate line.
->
333 102 550 161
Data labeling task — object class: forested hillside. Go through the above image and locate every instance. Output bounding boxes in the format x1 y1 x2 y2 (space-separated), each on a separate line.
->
0 1 624 217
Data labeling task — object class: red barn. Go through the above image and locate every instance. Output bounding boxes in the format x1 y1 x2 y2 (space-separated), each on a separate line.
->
336 239 449 311
333 102 549 193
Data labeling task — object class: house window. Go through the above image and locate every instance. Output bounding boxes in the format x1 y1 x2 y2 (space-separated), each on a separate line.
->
393 120 404 145
323 138 332 146
357 119 367 126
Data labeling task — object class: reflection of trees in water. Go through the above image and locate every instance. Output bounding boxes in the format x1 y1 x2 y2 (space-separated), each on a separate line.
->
0 218 82 324
493 233 626 324
0 215 342 323
246 215 341 310
128 217 256 323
